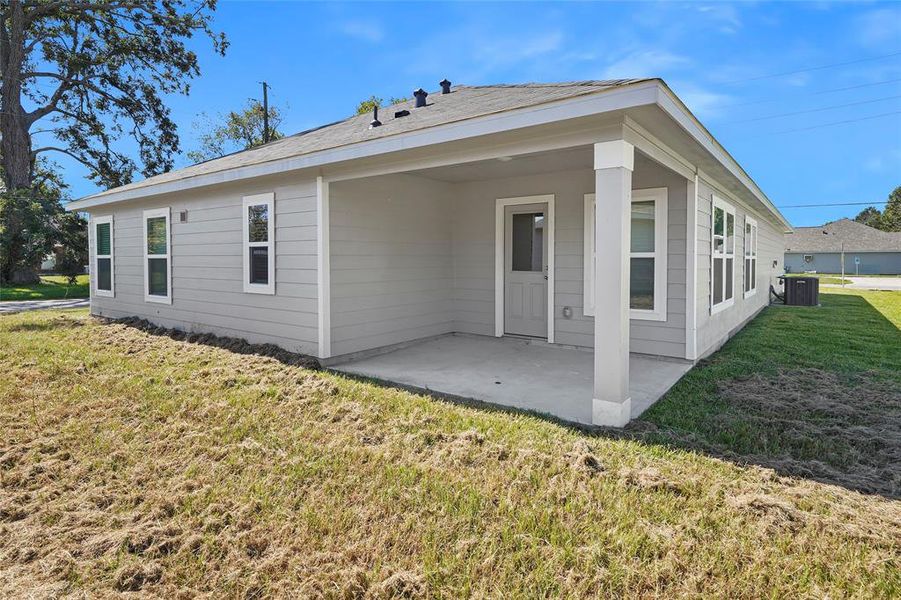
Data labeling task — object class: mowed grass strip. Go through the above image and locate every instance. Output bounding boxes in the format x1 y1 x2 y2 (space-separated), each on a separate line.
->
0 295 898 598
0 274 89 301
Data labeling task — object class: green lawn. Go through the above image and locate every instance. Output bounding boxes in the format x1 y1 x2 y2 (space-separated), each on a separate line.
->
0 274 89 301
0 291 898 598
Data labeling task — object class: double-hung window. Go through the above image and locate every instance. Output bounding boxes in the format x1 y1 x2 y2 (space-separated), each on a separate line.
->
93 215 114 297
583 187 668 320
243 193 275 294
711 195 736 313
143 207 171 303
743 215 758 297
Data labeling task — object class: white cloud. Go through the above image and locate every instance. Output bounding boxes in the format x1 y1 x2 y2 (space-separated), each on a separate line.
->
668 82 734 120
338 19 384 43
601 50 690 79
695 4 743 35
855 8 901 50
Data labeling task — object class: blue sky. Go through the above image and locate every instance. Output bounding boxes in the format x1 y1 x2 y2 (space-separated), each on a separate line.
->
57 1 901 226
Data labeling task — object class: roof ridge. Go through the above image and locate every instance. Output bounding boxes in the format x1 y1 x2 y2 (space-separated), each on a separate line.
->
458 79 649 90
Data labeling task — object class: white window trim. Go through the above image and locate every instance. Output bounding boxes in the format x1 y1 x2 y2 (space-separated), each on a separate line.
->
242 192 276 295
743 215 758 299
583 187 668 321
143 207 172 304
92 215 114 298
710 194 736 315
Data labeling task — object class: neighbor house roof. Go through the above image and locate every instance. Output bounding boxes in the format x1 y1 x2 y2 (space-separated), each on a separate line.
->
784 218 901 253
75 80 648 203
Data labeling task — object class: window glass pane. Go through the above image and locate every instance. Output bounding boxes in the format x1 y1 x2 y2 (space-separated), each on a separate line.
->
97 257 111 291
744 258 751 292
726 213 734 255
745 223 751 256
751 260 756 288
96 222 111 256
714 235 724 254
511 212 543 272
713 258 723 304
248 204 269 243
725 257 734 300
249 247 269 284
630 257 654 310
148 257 167 296
630 201 655 253
713 206 724 236
147 217 167 255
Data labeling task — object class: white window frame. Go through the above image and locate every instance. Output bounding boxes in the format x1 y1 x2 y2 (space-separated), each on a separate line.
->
92 215 114 298
743 215 758 299
243 192 275 295
583 187 668 321
710 195 736 315
143 207 172 304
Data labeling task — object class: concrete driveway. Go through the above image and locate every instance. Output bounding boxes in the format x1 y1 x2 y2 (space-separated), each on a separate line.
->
822 277 901 291
0 298 89 314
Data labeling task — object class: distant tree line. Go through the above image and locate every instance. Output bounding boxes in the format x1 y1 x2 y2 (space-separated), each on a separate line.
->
854 186 901 232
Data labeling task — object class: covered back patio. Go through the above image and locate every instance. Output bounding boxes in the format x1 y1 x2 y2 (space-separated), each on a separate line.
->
318 123 694 426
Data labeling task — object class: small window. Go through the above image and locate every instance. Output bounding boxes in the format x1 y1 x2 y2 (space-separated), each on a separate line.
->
803 255 813 264
93 215 114 297
583 187 668 320
143 207 171 304
744 216 758 297
243 193 275 294
711 195 736 314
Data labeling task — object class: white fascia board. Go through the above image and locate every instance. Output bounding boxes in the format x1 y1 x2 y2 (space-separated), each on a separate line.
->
653 83 792 232
66 81 660 212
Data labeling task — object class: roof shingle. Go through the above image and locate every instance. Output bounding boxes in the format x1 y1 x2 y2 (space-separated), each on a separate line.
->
85 79 650 200
784 218 901 253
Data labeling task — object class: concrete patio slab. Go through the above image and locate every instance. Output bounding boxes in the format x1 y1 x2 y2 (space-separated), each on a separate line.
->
329 334 692 426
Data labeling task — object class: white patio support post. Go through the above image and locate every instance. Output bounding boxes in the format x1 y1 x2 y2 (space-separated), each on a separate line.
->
316 176 331 359
592 140 634 427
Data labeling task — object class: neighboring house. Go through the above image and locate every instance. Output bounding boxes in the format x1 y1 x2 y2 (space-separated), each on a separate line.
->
784 218 901 275
67 79 791 427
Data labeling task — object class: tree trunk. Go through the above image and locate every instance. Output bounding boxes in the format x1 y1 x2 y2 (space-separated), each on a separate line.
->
0 2 39 284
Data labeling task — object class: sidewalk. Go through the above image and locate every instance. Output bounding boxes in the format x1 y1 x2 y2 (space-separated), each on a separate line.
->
0 298 89 314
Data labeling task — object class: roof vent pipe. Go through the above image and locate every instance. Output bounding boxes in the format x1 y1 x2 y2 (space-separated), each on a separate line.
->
440 79 451 94
413 88 428 108
369 106 381 128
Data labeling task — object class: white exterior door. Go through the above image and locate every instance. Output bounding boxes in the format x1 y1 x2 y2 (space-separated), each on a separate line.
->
504 203 548 338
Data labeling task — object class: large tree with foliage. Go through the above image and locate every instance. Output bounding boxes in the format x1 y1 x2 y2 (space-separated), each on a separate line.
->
187 99 284 163
0 0 226 283
355 94 409 116
852 185 901 233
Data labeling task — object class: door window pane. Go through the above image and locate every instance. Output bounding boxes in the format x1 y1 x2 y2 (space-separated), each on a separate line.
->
713 206 724 236
146 217 167 255
96 223 111 256
249 247 269 284
148 258 167 296
630 201 655 252
97 257 111 291
630 257 654 310
248 204 269 243
511 212 544 272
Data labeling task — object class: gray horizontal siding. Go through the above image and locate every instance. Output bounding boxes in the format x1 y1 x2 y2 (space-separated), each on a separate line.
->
328 173 456 357
89 173 319 355
695 176 784 358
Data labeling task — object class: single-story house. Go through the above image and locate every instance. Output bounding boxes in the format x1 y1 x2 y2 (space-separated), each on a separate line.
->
785 218 901 275
67 79 792 427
